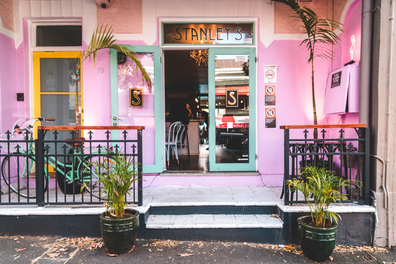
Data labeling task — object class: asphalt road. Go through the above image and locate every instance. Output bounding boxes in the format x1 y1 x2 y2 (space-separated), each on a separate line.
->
0 235 395 264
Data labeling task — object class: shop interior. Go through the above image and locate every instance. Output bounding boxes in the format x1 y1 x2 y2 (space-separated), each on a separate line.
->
164 50 250 172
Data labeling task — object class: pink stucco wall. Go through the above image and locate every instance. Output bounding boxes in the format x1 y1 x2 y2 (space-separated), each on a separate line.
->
0 32 17 186
82 46 111 127
0 33 17 132
343 0 362 64
327 0 362 128
1 19 30 136
20 19 30 120
256 39 339 185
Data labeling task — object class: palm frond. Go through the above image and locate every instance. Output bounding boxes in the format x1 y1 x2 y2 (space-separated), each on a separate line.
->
272 0 343 130
82 25 152 90
272 1 343 63
108 44 152 89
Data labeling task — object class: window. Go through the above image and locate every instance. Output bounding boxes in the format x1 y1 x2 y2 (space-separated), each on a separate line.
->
36 25 82 47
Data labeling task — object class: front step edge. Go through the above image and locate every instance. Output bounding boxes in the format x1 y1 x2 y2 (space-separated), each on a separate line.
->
146 214 283 229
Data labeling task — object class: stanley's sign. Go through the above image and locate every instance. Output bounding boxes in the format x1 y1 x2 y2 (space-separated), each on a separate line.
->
163 23 254 45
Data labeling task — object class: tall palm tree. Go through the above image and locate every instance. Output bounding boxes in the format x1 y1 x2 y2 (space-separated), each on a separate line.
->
74 25 152 126
273 0 343 138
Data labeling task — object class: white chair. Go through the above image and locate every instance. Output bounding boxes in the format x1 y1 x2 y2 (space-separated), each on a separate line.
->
177 124 190 157
165 121 182 165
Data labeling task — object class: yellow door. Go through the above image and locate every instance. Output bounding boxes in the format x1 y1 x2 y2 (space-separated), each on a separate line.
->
33 51 82 172
33 51 82 128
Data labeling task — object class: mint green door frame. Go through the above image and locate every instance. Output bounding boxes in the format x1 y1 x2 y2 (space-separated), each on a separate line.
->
208 48 256 171
110 46 162 173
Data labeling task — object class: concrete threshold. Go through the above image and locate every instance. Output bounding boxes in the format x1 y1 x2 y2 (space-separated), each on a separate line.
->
146 214 283 229
160 171 260 176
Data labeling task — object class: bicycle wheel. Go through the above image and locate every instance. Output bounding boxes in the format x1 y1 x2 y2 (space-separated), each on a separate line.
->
78 155 115 200
1 156 48 198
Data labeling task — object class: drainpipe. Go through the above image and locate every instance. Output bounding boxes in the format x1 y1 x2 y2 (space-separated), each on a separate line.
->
370 190 378 247
370 155 384 247
371 155 387 208
359 0 373 125
385 0 395 249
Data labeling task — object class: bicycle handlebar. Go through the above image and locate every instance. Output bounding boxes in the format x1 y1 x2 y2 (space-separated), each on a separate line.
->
15 126 22 134
13 117 56 135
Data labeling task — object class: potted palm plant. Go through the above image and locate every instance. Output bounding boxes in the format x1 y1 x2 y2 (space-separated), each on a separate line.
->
87 151 140 254
79 27 148 254
288 166 360 262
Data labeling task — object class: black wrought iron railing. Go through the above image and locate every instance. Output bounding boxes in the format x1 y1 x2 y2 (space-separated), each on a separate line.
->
0 126 144 206
280 124 370 206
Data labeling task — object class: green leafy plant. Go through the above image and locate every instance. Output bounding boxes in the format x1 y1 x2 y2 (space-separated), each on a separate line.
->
88 151 138 219
288 166 360 228
74 25 152 127
272 0 343 138
82 25 152 89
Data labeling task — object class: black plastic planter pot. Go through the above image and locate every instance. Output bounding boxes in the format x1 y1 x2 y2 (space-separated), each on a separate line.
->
297 215 338 262
100 208 139 254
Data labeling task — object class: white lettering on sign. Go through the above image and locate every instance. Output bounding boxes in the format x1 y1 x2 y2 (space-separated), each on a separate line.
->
235 56 249 62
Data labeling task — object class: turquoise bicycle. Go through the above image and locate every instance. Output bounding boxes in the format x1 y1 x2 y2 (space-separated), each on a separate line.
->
1 117 113 199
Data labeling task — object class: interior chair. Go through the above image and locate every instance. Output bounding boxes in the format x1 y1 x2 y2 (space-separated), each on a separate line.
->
177 124 190 157
165 121 182 166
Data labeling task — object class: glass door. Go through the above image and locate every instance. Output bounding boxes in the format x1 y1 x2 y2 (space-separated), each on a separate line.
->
33 51 82 165
208 48 256 171
110 46 162 173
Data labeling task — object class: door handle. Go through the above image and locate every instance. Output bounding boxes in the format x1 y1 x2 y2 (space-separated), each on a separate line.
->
113 116 123 121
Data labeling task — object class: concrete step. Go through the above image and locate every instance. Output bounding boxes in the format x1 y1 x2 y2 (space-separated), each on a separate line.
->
146 214 283 229
148 205 278 215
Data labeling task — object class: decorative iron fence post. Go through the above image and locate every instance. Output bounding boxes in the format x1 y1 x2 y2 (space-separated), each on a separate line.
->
36 129 45 206
284 128 290 205
138 129 143 206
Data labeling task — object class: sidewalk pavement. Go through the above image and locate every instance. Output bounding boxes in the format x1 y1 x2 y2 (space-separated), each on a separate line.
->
1 235 395 264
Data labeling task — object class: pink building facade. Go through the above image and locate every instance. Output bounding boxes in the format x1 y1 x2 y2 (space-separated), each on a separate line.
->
0 0 363 185
7 0 396 249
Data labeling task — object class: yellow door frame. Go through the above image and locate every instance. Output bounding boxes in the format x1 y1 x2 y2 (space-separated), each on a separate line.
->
33 51 83 128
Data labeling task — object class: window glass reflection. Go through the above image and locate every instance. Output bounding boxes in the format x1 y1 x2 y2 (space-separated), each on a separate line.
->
214 55 249 163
